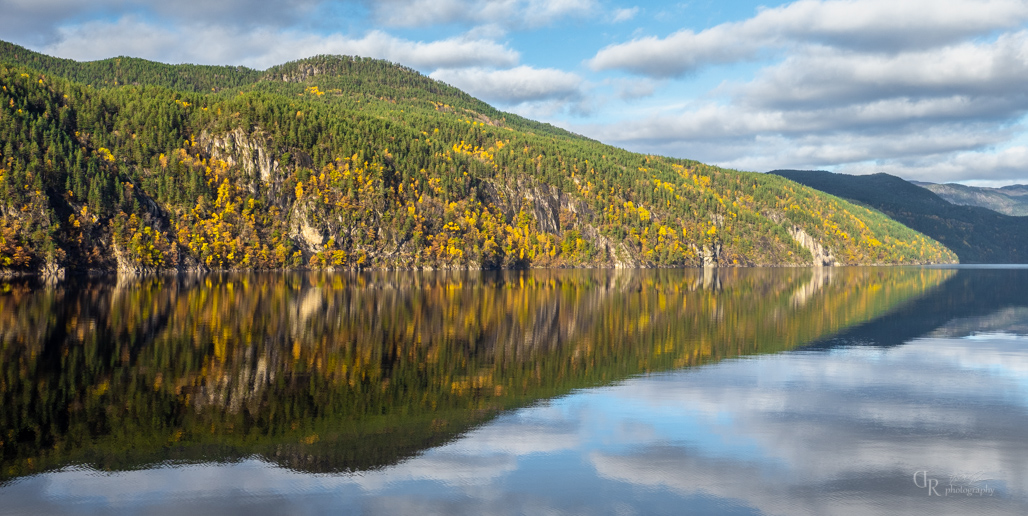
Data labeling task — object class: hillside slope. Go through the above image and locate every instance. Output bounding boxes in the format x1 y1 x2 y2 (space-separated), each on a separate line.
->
0 40 260 93
0 44 955 274
913 181 1028 216
772 170 1028 263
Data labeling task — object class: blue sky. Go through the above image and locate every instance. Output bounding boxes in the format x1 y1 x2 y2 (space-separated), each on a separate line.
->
3 0 1028 185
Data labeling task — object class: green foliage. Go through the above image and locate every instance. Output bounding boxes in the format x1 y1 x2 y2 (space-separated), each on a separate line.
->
0 43 956 273
773 170 1028 263
0 40 260 93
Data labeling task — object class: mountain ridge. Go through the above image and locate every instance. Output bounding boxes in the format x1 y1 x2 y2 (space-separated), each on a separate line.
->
912 180 1028 217
772 170 1028 263
0 43 956 275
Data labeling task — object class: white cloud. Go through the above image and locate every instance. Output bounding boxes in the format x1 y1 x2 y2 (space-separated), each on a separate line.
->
6 319 1028 514
734 32 1028 110
588 110 1018 177
431 66 596 118
315 31 519 71
0 0 323 46
369 0 597 29
11 0 1028 185
611 6 639 23
588 26 760 78
610 77 660 100
596 98 1021 145
587 336 1028 514
834 146 1028 184
431 66 584 104
580 26 1028 183
43 17 520 70
589 0 1028 77
752 0 1028 50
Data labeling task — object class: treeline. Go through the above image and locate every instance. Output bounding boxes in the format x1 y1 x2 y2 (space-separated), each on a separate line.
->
772 170 1028 263
0 42 956 273
0 40 260 93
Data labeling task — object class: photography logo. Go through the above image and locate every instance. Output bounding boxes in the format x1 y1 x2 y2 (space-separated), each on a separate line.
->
913 470 996 497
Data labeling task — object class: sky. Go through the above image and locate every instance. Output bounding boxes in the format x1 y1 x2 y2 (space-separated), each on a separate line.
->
2 0 1028 186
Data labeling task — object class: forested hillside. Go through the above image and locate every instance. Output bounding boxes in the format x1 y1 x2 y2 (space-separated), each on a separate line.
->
0 42 956 274
913 180 1028 217
773 170 1028 263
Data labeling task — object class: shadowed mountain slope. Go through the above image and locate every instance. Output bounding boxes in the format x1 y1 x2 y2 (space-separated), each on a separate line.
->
913 180 1028 217
772 170 1028 263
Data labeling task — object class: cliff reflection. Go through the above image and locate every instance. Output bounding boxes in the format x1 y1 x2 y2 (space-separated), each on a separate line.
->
0 267 952 481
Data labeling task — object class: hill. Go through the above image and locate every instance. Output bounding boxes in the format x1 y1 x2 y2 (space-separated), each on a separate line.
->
772 170 1028 263
0 42 956 274
912 181 1028 216
0 40 260 93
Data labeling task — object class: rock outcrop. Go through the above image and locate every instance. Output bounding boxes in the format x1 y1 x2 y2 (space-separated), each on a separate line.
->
200 128 282 187
787 225 838 266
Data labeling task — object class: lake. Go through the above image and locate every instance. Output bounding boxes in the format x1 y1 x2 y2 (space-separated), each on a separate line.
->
1 266 1026 515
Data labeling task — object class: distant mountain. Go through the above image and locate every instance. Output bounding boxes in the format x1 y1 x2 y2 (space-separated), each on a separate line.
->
911 181 1028 216
1001 184 1028 196
771 170 1028 263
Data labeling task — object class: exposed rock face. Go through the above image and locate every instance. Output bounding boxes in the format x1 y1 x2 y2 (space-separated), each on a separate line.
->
701 243 721 268
521 183 570 235
200 128 282 186
290 204 326 253
484 179 588 235
104 128 882 273
686 241 721 268
40 260 65 281
609 241 639 269
787 226 838 266
273 64 325 83
201 128 325 255
112 244 153 275
481 179 645 268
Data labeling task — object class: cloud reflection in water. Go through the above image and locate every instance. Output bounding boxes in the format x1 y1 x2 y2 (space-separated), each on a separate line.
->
4 333 1028 515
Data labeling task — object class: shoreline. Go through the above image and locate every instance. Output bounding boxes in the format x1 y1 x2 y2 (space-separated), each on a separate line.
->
1 259 963 281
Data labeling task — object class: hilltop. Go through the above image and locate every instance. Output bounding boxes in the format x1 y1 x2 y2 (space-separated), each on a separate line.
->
0 42 955 274
772 170 1028 263
912 180 1028 217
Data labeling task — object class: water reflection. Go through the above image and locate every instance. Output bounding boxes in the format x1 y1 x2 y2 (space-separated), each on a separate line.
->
0 267 947 483
588 335 1028 516
6 332 1027 515
22 267 1028 514
804 268 1028 349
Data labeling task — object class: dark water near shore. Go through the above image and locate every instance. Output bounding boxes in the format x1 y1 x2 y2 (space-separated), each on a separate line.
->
1 266 1027 515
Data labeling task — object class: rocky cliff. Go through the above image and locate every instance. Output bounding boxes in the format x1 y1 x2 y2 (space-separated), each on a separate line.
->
0 48 957 275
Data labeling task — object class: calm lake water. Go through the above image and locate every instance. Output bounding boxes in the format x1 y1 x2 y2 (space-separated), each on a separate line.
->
1 266 1027 515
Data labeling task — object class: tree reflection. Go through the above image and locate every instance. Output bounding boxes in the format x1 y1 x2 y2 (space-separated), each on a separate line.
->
0 267 952 481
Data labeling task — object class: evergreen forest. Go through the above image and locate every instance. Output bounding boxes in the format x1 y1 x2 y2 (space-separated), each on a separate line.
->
0 41 956 274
